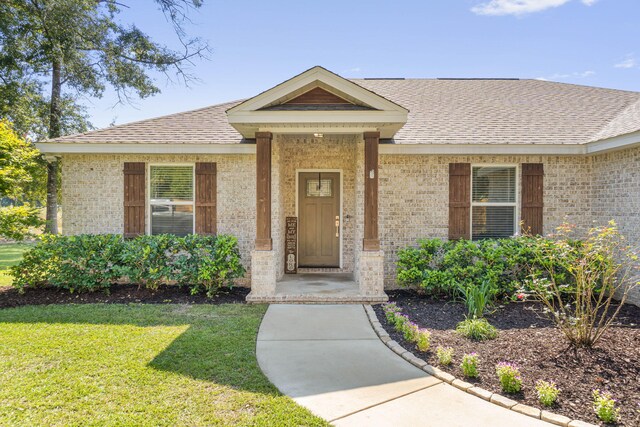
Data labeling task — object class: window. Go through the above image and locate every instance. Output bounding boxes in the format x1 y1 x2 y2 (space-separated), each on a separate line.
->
149 165 194 236
306 178 333 197
471 166 517 240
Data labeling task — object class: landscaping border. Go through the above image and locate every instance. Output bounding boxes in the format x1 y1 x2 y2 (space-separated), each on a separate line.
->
362 305 599 427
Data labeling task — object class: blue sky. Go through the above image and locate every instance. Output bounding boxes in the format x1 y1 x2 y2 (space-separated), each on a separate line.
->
85 0 640 129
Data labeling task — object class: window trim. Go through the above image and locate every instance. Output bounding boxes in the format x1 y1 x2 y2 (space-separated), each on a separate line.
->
147 163 196 236
470 164 519 240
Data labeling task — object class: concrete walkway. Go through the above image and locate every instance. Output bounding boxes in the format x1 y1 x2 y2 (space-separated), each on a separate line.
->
257 304 552 426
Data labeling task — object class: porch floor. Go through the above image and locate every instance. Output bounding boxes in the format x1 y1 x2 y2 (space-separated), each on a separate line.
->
248 273 387 304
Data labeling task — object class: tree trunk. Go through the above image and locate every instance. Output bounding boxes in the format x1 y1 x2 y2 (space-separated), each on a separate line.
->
45 58 62 234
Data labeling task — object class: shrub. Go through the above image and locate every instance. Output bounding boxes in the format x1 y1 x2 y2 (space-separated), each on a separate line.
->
415 329 431 352
461 353 479 378
535 380 560 407
592 389 620 423
397 237 538 299
12 234 125 293
11 234 245 297
495 362 522 394
523 221 639 347
436 346 454 366
455 317 498 341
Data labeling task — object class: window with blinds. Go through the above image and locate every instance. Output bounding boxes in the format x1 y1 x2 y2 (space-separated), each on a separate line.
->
149 165 194 236
471 166 517 240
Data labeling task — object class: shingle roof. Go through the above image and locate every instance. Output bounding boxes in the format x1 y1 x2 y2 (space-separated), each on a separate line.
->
50 79 640 145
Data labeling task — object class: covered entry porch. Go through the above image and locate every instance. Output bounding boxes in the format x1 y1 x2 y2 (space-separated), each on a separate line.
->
224 66 408 303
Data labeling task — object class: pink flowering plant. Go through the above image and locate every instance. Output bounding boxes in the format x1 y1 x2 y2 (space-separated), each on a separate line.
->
461 353 479 378
523 221 639 347
495 362 522 394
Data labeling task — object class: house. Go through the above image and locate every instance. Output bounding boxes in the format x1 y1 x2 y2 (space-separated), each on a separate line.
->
36 66 640 305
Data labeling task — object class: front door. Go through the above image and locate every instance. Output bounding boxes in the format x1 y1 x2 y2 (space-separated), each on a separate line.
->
298 172 340 267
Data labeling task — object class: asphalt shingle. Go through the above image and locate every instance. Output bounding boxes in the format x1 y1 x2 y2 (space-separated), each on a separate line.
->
49 79 640 145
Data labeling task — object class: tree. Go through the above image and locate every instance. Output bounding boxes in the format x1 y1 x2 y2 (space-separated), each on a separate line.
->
0 120 45 240
0 0 208 233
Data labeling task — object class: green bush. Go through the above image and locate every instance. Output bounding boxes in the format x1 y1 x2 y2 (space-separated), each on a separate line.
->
397 237 537 299
455 317 498 341
11 234 246 297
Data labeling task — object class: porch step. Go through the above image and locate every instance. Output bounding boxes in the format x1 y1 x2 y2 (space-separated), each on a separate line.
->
246 293 389 304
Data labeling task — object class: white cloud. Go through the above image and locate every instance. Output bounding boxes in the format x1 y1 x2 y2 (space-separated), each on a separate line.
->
614 54 636 69
471 0 597 16
535 70 595 80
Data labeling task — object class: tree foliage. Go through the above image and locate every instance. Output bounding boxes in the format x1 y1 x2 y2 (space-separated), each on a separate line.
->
0 0 208 232
0 120 45 239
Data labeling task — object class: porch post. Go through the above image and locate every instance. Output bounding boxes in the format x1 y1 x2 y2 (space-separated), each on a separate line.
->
363 131 380 251
255 132 272 250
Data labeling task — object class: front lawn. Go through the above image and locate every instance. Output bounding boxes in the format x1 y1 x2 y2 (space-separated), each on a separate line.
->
0 243 32 287
0 303 327 426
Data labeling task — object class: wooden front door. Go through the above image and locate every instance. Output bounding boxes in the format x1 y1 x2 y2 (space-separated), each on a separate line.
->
298 172 340 267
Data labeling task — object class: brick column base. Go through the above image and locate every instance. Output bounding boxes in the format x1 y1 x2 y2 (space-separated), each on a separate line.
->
246 250 278 302
357 250 387 299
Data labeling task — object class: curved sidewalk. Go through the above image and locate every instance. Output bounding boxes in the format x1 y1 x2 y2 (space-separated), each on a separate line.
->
256 304 552 426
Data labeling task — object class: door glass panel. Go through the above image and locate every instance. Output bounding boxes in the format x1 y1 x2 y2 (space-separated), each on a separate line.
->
306 179 332 197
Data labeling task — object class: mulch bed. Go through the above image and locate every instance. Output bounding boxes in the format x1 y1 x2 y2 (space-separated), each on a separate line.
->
374 290 640 426
0 285 249 309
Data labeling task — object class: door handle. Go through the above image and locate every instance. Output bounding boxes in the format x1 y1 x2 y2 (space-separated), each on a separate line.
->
335 216 340 237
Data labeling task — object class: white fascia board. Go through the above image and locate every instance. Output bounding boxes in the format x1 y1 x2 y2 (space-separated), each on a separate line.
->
227 110 408 124
586 130 640 154
379 143 586 155
35 143 256 155
227 67 408 114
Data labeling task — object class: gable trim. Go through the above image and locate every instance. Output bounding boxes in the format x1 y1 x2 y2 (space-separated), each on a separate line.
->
226 66 409 114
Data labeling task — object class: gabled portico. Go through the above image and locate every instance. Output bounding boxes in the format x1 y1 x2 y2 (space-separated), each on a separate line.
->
226 66 408 302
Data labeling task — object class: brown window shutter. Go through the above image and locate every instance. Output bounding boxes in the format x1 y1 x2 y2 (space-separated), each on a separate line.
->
449 163 471 240
521 163 544 235
123 162 145 238
195 162 217 235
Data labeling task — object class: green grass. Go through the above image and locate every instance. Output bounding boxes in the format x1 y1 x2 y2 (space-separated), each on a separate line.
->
0 243 32 287
0 303 328 426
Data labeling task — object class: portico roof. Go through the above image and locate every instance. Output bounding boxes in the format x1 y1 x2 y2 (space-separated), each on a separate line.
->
226 66 409 139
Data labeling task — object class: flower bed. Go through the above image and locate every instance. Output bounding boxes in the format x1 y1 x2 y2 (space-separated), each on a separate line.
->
374 291 640 426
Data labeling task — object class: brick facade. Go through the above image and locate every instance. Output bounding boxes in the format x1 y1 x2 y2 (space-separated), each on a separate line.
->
61 144 640 304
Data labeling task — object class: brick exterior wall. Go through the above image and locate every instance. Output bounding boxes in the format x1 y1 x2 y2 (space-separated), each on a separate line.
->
591 146 640 306
62 154 256 285
378 155 593 287
61 144 640 305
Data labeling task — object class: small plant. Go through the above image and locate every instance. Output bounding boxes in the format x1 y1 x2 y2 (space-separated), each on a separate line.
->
592 389 620 423
495 362 522 394
382 302 401 323
393 313 409 331
535 380 560 407
455 317 498 341
461 353 479 378
457 280 495 319
436 346 454 366
403 321 420 342
415 329 431 352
